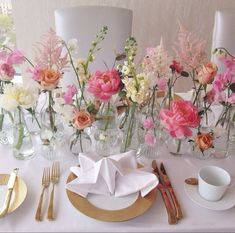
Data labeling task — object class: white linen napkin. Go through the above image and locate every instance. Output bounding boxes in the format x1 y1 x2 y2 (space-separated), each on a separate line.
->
66 150 158 198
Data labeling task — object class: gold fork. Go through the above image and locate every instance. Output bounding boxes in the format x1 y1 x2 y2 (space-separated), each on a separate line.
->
47 161 60 220
35 167 50 221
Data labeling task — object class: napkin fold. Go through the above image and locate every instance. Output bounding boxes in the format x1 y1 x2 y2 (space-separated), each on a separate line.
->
66 150 158 198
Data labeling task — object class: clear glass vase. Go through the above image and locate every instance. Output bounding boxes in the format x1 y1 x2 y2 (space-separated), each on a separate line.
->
0 107 14 145
92 102 123 157
165 137 189 156
13 108 35 160
212 105 233 159
120 103 138 153
39 92 64 160
69 129 92 156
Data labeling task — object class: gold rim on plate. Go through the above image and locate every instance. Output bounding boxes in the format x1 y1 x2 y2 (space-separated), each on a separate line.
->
0 174 27 213
66 173 157 222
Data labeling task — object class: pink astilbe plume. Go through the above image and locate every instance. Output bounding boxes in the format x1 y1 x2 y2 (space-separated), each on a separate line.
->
35 28 68 72
173 22 207 71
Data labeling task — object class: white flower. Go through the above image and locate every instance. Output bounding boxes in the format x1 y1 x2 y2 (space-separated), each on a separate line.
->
67 38 79 52
75 58 90 82
0 82 39 111
122 73 150 104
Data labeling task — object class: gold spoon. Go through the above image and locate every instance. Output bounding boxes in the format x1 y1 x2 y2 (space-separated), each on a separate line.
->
184 178 198 185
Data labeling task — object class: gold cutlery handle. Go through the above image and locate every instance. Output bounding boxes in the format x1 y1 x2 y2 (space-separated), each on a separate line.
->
169 187 183 220
0 188 13 218
35 187 45 221
47 184 55 220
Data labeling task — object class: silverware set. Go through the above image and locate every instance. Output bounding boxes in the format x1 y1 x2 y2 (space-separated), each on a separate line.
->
152 160 183 225
35 161 60 221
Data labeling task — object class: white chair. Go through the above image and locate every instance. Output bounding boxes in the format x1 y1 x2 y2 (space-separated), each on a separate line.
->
54 6 133 88
211 9 235 73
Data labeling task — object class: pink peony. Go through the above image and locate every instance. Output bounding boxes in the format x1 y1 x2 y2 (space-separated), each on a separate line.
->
143 117 155 129
0 63 15 80
7 49 25 65
64 84 77 104
160 100 200 138
145 131 157 146
87 69 121 102
157 77 168 91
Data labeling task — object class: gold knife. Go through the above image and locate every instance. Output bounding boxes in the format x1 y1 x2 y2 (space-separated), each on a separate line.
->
159 162 183 220
152 160 177 225
0 168 19 218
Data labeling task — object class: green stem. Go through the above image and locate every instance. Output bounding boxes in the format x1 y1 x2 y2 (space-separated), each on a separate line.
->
104 102 110 131
176 139 182 153
48 91 56 133
15 108 24 150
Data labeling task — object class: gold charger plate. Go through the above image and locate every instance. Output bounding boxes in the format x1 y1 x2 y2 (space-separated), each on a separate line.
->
66 173 157 222
0 174 27 213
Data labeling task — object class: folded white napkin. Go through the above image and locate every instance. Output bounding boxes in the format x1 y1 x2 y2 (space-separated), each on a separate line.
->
66 150 158 198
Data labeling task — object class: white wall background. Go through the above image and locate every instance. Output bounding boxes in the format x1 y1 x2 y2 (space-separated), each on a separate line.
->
11 0 235 91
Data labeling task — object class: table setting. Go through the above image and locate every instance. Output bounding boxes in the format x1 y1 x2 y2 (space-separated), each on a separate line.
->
0 21 235 232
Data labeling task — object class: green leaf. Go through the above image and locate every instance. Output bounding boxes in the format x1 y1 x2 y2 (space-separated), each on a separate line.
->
118 90 126 98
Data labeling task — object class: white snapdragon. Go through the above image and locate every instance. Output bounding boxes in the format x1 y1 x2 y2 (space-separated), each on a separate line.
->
122 73 150 104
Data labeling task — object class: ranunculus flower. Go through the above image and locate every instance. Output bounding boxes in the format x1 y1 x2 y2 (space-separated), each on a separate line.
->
145 131 157 146
0 63 15 80
170 60 183 73
143 117 155 129
197 62 218 85
160 100 200 138
195 132 214 152
88 69 121 102
40 68 61 90
73 110 93 130
64 85 77 104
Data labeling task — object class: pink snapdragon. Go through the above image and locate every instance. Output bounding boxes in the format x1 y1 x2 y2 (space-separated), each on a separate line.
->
88 69 121 102
145 131 157 146
64 85 78 104
143 117 155 129
160 100 200 138
27 65 42 81
157 77 168 91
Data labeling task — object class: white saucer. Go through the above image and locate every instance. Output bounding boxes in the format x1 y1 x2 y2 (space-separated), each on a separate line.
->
184 183 235 211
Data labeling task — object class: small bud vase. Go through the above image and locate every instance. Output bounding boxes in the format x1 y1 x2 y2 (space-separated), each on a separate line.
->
13 107 35 160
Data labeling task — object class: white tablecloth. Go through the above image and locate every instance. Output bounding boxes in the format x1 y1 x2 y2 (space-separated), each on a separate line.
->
0 136 235 233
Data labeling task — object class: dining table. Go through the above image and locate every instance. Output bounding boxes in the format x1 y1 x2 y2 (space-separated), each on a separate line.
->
0 129 235 233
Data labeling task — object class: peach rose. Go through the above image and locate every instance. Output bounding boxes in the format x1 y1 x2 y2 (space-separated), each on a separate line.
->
40 68 61 90
195 132 214 151
197 62 218 85
73 110 93 130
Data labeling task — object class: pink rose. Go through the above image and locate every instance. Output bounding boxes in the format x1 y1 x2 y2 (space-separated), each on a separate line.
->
197 62 217 85
88 69 121 102
228 93 235 104
143 117 155 129
160 100 200 138
0 63 15 80
157 77 168 91
64 84 77 104
145 131 157 146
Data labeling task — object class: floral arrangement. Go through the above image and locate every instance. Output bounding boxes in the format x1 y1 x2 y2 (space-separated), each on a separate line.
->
0 22 233 160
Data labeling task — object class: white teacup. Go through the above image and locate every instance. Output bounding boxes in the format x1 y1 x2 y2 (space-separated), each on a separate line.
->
198 166 231 202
